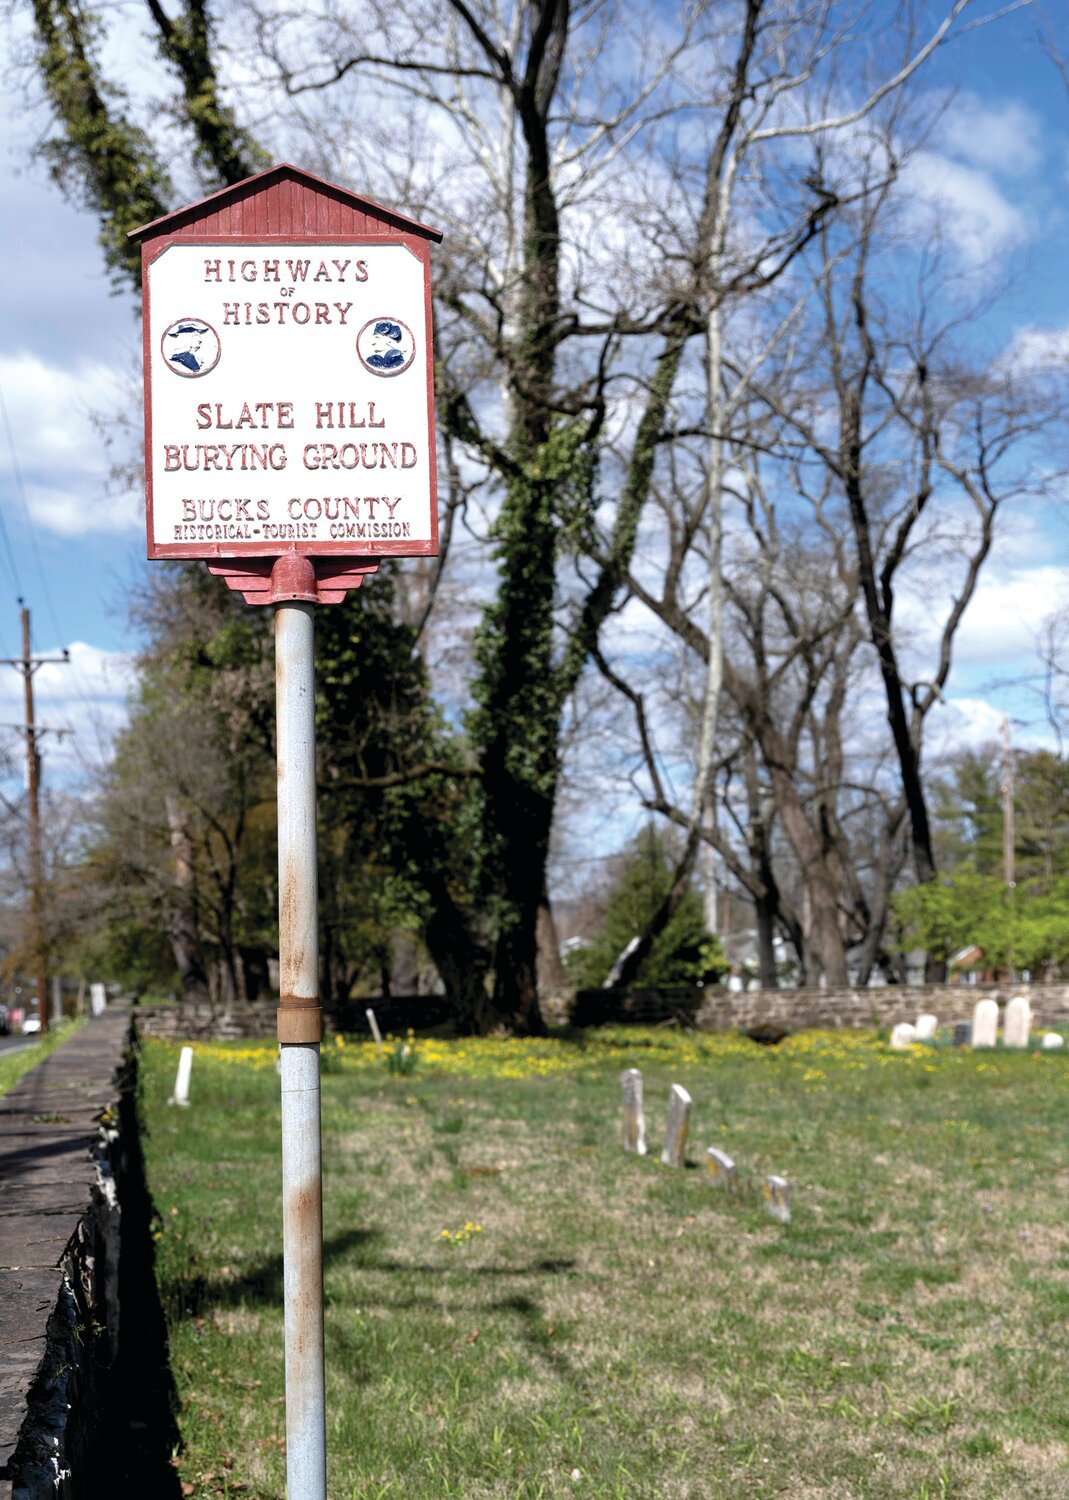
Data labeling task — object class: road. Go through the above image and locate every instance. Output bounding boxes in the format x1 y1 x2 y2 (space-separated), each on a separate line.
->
0 1034 39 1058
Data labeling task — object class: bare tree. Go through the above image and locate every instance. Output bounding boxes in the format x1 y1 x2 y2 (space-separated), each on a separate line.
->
747 143 1068 974
23 0 1015 1019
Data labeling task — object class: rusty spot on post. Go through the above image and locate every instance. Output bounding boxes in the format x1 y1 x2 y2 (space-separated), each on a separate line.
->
278 1007 323 1044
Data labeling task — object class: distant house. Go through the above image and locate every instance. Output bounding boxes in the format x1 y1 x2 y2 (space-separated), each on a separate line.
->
949 945 989 984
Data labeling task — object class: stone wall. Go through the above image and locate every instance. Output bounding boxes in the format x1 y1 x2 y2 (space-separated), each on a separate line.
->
574 982 1069 1032
134 999 278 1041
134 993 456 1041
136 983 1069 1044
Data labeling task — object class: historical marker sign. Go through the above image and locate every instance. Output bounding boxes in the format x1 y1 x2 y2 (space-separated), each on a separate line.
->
129 168 445 1500
132 164 441 582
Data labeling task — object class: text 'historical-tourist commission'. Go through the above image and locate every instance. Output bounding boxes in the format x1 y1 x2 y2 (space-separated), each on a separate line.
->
144 242 437 558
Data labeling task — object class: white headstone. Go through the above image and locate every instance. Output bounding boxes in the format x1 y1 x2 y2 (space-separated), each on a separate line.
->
660 1084 692 1168
1041 1033 1064 1050
620 1069 647 1156
915 1013 938 1041
765 1175 791 1223
169 1045 194 1107
366 1007 383 1052
889 1022 917 1050
972 998 999 1049
90 982 107 1017
706 1146 737 1189
1003 995 1031 1049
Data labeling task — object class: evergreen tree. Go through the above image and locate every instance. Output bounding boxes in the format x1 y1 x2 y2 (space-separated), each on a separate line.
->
565 827 725 991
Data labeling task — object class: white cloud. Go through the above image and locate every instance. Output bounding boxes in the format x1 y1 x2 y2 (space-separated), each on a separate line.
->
899 150 1029 265
0 639 136 716
0 353 141 536
926 695 1006 757
0 641 136 787
23 480 141 539
935 96 1043 177
944 565 1069 670
999 321 1069 376
44 641 136 700
926 694 1057 762
894 552 1069 687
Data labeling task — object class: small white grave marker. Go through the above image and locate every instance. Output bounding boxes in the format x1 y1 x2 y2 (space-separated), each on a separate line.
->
1003 995 1031 1049
366 1007 384 1053
915 1013 938 1041
90 982 107 1017
765 1175 791 1223
972 998 999 1049
169 1045 194 1107
620 1069 647 1155
889 1022 917 1050
660 1084 692 1168
706 1146 737 1189
1041 1033 1064 1050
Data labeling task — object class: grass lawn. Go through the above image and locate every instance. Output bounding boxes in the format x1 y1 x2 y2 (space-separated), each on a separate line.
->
138 1026 1069 1499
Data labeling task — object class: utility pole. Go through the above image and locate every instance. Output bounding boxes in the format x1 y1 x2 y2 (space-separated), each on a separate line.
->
702 826 718 937
1001 715 1015 889
1001 714 1016 982
0 604 70 1036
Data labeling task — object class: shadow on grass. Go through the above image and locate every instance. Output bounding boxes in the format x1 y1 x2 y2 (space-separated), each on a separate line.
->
167 1232 585 1404
321 1270 582 1387
163 1233 580 1322
489 1292 580 1379
162 1227 384 1319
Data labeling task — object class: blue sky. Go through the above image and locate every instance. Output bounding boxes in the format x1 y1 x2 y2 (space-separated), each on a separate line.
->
0 1 1068 791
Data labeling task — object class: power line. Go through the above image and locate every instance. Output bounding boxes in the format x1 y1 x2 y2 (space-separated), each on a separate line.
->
0 604 71 1037
0 384 122 755
0 384 66 653
0 385 27 607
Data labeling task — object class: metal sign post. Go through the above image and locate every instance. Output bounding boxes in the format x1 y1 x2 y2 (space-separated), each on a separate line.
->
130 166 441 1499
275 570 325 1496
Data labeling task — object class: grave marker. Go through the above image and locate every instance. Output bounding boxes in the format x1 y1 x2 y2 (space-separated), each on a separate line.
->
1003 995 1031 1049
169 1045 194 1107
765 1175 791 1223
1041 1033 1064 1050
952 1021 972 1047
366 1007 384 1053
706 1147 737 1189
660 1084 692 1168
915 1013 938 1041
620 1069 647 1155
972 998 999 1049
889 1022 917 1050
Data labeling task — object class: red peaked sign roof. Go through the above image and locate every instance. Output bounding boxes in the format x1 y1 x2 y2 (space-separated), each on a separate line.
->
128 162 443 244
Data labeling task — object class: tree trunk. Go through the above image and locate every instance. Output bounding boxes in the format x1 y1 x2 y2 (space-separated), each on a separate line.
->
421 872 494 1035
164 793 209 1001
769 769 848 986
840 377 941 956
536 897 573 1011
475 483 557 1035
745 750 779 990
234 949 248 1006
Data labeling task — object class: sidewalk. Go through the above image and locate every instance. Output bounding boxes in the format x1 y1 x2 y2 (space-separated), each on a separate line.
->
0 1002 132 1498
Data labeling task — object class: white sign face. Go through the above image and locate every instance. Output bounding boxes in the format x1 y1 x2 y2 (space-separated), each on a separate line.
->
145 242 436 557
